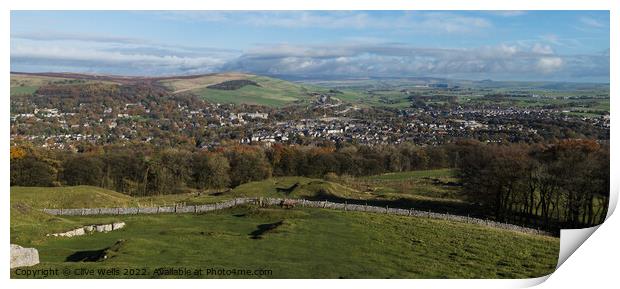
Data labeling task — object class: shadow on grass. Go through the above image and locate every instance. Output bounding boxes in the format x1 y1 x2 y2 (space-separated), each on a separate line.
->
306 191 563 235
307 191 485 218
249 220 284 240
66 248 108 262
65 240 125 262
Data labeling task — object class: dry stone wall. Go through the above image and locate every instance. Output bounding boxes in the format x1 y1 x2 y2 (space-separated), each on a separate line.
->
47 222 126 237
42 198 552 236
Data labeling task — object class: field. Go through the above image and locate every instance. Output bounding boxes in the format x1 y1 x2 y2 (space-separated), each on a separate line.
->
159 73 252 93
10 168 559 279
9 169 470 244
160 74 368 107
193 76 308 106
11 206 558 278
10 73 117 96
298 78 610 114
161 74 312 106
10 86 39 96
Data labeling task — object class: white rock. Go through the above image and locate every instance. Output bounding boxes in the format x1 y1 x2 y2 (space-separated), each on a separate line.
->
112 222 125 230
49 222 125 237
10 244 39 268
95 224 113 232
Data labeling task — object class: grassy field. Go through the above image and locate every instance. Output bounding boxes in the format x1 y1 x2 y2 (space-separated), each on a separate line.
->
10 169 473 232
159 73 252 93
11 206 559 279
161 74 312 106
11 74 74 87
10 170 560 279
10 86 39 96
10 73 117 96
194 76 315 106
161 73 368 107
365 168 455 180
11 186 139 209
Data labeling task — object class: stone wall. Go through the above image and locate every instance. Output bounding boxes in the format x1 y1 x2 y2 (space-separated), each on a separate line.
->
47 222 126 237
42 198 552 236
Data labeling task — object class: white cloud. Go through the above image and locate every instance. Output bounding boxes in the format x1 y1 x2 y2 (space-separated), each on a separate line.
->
9 33 608 81
579 17 605 28
156 11 492 34
12 32 147 44
222 42 606 81
537 57 563 73
532 43 554 55
11 42 229 75
414 12 491 33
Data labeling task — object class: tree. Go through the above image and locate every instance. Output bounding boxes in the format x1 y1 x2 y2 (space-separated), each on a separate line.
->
226 148 272 187
192 153 231 189
11 156 57 186
61 154 104 186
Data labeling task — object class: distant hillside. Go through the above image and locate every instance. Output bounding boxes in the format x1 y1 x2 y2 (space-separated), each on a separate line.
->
161 73 325 107
207 79 260 90
9 72 363 107
10 73 118 96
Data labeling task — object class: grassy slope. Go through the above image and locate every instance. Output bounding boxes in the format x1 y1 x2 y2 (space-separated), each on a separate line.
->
12 206 559 279
10 74 68 96
10 186 136 245
11 74 71 87
10 172 559 278
159 73 251 92
162 73 367 107
231 176 363 199
193 75 313 106
365 168 455 180
8 169 464 215
10 74 118 96
11 186 138 209
10 86 39 96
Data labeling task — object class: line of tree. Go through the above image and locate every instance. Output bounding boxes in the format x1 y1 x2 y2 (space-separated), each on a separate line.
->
9 142 458 194
456 139 609 229
10 139 609 230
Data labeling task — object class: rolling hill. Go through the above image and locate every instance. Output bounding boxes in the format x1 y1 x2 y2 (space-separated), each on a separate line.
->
10 72 347 107
161 73 329 106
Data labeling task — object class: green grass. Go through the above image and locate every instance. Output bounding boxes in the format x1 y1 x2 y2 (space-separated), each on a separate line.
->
195 76 312 106
365 168 455 181
11 206 559 279
231 176 364 199
11 186 138 209
186 75 368 107
10 86 38 96
10 73 118 97
10 169 469 227
10 174 559 278
10 186 138 246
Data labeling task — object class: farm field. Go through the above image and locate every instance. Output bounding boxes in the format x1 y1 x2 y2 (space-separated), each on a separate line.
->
11 206 559 279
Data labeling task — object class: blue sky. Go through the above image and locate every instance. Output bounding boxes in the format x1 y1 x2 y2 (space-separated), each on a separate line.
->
10 11 610 82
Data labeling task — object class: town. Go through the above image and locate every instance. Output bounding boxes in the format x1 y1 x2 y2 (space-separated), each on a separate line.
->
9 78 609 150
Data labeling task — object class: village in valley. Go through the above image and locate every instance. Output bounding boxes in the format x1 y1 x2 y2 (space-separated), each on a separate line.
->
10 73 610 150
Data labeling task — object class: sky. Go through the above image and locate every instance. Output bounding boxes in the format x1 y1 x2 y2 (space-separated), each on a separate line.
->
10 11 610 82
